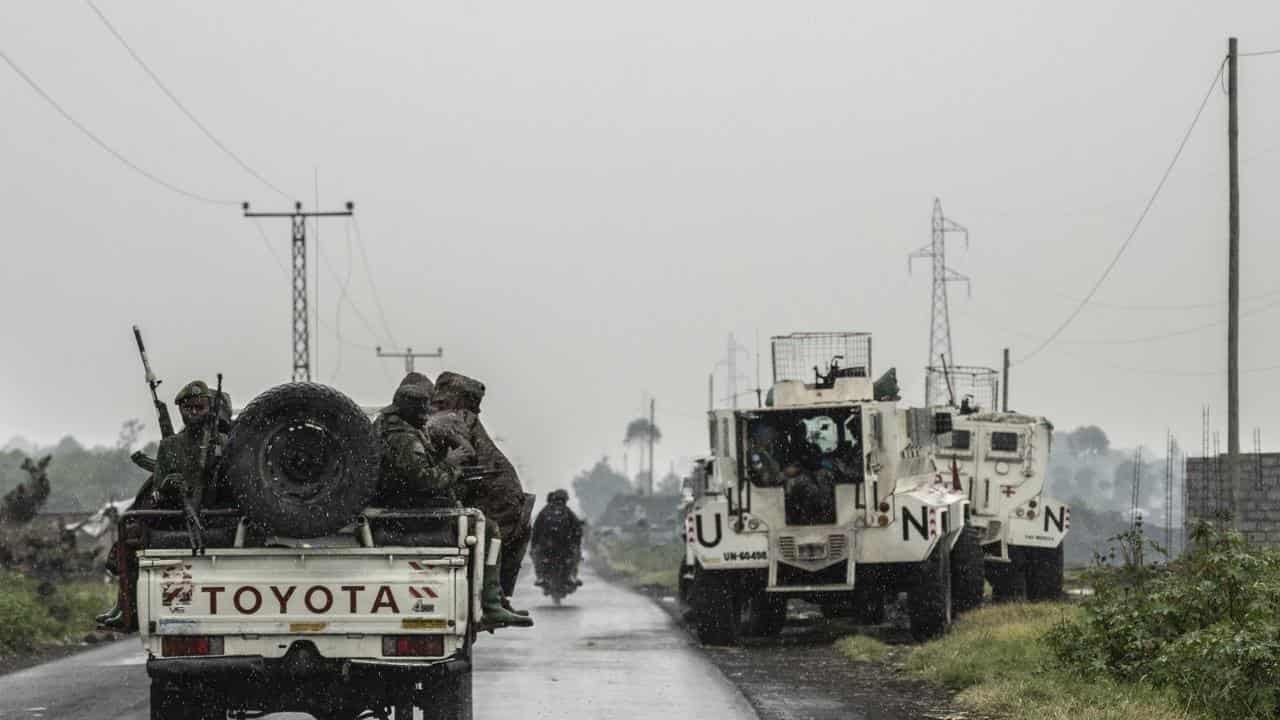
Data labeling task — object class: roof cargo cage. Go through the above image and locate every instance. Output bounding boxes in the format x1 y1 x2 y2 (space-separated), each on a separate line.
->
771 332 872 388
926 365 999 411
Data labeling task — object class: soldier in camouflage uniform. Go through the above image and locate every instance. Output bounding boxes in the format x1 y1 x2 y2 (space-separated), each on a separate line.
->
377 373 531 628
428 371 534 611
98 380 228 631
153 381 228 511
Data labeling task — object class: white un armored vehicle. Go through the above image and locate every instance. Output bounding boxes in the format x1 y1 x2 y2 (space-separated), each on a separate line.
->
121 383 479 720
926 366 1068 601
680 333 981 644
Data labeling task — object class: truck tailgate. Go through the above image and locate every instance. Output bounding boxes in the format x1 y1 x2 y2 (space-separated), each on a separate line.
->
138 547 473 660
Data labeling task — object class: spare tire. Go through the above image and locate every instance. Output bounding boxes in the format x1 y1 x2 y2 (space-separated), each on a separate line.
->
223 383 378 538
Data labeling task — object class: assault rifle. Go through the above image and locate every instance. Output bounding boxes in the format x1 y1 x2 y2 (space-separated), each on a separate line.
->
132 325 175 438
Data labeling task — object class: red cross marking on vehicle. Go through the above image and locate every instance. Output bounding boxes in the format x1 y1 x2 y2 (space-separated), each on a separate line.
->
1001 486 1017 497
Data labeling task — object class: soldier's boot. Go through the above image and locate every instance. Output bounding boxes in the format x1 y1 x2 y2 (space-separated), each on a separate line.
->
481 565 532 629
501 597 530 617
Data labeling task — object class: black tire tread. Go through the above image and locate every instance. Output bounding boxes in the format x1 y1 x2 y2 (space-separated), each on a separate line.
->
950 526 985 614
224 383 378 538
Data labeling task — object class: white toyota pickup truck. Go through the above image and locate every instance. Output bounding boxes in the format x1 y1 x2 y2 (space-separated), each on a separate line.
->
119 382 486 720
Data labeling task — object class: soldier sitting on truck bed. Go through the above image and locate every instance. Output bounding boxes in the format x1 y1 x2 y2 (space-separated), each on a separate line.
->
98 380 231 631
428 371 533 620
376 373 532 629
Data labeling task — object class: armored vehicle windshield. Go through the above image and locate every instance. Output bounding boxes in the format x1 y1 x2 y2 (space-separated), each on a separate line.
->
742 407 864 488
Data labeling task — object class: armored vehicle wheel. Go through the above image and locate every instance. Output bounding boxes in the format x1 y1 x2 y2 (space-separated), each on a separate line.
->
1024 545 1064 601
421 668 473 720
740 592 787 637
908 540 953 642
689 567 740 645
950 526 985 614
987 560 1026 602
223 382 379 538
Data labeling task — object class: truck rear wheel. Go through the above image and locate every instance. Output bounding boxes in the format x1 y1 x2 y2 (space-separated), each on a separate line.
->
950 526 985 614
420 668 473 720
223 382 379 538
1024 545 1064 601
689 567 740 645
987 560 1026 602
908 540 952 642
149 681 223 720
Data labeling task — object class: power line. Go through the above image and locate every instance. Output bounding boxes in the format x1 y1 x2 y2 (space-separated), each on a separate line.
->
1051 287 1280 311
351 217 400 349
86 0 293 202
0 48 236 207
1240 48 1280 57
1016 57 1226 366
1057 295 1280 346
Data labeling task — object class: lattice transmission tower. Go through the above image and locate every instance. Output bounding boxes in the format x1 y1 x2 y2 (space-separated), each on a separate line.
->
909 198 970 407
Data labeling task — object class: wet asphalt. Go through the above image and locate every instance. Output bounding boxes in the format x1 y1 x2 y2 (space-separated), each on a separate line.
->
0 562 756 720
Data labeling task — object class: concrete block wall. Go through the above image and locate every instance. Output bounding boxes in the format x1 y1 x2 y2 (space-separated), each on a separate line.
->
1186 453 1280 545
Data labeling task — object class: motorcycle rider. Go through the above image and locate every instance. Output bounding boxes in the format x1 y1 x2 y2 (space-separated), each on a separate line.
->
532 489 584 588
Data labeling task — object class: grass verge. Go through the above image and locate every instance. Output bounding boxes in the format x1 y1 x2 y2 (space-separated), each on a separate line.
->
0 571 113 658
841 602 1207 720
835 634 891 663
594 537 683 592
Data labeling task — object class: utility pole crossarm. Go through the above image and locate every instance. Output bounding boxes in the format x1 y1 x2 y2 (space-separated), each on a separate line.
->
376 346 445 374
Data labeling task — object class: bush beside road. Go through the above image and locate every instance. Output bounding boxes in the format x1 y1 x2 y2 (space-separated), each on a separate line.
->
0 571 114 662
852 602 1203 720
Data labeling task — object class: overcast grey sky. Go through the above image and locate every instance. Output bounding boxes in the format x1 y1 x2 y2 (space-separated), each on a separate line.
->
3 1 1279 494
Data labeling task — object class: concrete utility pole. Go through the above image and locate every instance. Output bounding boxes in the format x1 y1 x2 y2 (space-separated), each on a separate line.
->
244 201 354 382
909 199 970 407
376 346 443 374
1227 37 1241 522
1002 348 1010 412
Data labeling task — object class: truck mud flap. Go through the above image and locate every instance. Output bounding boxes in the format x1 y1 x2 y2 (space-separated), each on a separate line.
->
147 655 267 681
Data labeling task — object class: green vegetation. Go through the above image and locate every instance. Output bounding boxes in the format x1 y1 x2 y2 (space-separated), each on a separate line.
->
1049 523 1280 720
835 634 890 663
596 537 683 591
2 423 153 512
0 571 113 657
900 602 1203 720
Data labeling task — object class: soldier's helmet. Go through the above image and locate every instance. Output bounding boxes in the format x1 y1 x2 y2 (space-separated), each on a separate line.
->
384 372 434 415
432 371 486 413
547 489 570 505
174 380 212 406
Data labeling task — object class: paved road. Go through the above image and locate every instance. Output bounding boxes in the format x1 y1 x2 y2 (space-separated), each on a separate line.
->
0 563 755 720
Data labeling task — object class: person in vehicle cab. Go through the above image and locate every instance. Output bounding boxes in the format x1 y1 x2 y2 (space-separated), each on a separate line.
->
377 373 532 629
532 489 585 587
427 371 534 622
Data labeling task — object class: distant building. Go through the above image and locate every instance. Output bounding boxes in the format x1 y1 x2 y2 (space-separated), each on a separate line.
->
1185 453 1280 545
597 493 682 544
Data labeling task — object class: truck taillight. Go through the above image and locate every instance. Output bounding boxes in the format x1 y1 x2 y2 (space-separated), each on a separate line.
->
161 636 224 657
382 635 444 657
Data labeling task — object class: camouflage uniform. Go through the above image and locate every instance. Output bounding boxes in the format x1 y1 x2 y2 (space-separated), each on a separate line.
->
376 413 458 507
429 372 534 597
379 372 531 628
153 381 227 511
99 380 226 632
